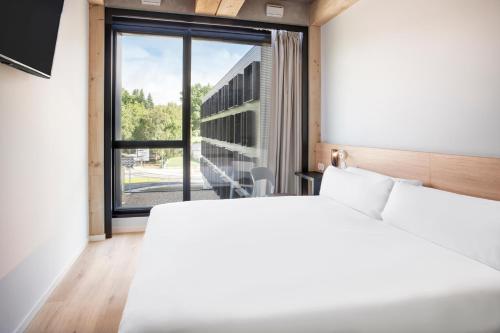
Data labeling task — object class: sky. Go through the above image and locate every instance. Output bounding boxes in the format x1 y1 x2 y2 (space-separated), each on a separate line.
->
121 34 253 105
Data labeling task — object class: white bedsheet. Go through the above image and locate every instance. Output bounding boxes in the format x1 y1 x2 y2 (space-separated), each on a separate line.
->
119 196 500 333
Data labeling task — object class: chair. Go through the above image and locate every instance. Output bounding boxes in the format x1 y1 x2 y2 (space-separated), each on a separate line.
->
229 161 254 199
250 167 275 197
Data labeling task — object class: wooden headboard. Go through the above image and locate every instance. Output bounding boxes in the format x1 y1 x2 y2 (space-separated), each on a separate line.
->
315 143 500 201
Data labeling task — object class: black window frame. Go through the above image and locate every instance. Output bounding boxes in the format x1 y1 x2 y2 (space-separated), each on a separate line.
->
104 8 309 238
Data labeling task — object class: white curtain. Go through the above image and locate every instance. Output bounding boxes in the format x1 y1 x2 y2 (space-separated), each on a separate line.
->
268 30 303 195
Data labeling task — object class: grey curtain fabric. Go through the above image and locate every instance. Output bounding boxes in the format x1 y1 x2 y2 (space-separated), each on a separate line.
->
268 30 303 195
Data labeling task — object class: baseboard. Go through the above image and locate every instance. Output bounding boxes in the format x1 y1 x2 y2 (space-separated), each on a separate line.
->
113 225 146 234
89 234 106 242
14 239 88 333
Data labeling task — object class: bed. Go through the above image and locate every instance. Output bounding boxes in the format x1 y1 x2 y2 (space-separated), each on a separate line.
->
119 191 500 333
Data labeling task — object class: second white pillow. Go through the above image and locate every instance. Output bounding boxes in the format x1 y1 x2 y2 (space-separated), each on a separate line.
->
345 167 423 186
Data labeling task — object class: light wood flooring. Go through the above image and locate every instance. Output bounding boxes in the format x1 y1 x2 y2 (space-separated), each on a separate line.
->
27 233 144 333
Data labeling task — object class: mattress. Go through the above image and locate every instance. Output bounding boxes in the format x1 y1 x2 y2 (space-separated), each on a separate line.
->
119 196 500 333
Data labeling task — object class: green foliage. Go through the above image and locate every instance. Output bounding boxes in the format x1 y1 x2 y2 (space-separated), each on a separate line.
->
120 84 211 162
146 93 154 109
121 89 182 162
122 88 151 109
121 102 182 141
190 83 212 137
121 88 181 140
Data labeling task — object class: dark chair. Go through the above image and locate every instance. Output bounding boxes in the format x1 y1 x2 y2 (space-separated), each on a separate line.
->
250 167 275 197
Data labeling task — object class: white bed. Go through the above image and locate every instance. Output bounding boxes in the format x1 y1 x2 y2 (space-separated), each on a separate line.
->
119 195 500 333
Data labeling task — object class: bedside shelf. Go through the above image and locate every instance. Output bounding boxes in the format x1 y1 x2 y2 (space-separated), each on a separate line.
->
295 171 323 195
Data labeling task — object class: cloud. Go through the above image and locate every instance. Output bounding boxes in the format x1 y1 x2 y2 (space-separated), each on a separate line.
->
192 41 252 86
121 35 252 105
123 45 150 61
121 35 183 105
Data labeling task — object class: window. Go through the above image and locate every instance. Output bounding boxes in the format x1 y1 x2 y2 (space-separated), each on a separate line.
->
104 10 308 236
113 34 185 210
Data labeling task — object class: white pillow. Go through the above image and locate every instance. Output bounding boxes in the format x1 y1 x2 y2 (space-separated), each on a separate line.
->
320 166 394 220
345 167 423 186
382 182 500 271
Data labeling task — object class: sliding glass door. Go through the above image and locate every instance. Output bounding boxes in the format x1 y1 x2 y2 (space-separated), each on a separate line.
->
108 19 273 217
191 39 272 200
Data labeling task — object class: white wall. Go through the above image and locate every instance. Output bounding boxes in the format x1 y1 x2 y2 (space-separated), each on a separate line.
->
0 0 89 331
321 0 500 157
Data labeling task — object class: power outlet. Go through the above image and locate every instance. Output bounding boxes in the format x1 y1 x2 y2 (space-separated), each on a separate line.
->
318 162 325 172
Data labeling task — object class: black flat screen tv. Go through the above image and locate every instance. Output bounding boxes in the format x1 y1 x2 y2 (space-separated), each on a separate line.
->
0 0 65 79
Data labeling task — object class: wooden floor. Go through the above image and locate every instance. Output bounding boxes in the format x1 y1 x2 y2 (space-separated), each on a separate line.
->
27 233 144 333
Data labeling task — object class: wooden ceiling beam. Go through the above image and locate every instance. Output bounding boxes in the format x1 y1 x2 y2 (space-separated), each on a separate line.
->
310 0 358 26
216 0 245 17
195 0 222 16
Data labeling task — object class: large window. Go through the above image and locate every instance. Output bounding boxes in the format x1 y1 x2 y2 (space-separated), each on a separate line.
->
105 10 308 235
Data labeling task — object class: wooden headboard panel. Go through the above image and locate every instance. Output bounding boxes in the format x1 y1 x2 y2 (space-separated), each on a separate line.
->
315 143 500 201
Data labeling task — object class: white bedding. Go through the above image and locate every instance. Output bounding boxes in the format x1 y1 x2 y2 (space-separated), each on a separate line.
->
119 196 500 333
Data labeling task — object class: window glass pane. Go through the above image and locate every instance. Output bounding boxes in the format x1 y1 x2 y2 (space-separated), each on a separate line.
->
191 39 272 200
114 148 184 209
116 33 183 141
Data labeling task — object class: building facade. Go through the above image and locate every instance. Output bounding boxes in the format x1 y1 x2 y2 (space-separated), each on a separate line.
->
200 45 272 199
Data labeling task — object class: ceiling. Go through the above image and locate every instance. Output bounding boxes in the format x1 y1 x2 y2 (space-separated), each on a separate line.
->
104 0 311 26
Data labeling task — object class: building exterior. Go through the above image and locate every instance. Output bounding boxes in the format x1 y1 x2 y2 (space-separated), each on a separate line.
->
200 45 272 199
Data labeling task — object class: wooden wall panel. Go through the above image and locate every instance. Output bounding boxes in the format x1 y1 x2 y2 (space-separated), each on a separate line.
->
310 0 359 26
316 143 431 184
308 26 321 170
88 4 105 237
315 143 500 201
430 154 500 201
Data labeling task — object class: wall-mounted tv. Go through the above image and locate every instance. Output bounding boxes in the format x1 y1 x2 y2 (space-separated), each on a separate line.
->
0 0 65 79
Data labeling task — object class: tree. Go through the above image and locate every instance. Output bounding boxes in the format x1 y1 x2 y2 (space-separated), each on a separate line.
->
121 88 183 165
190 83 212 137
146 93 154 109
138 89 145 105
122 88 152 109
121 100 181 141
152 102 182 164
121 89 132 105
120 85 210 165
